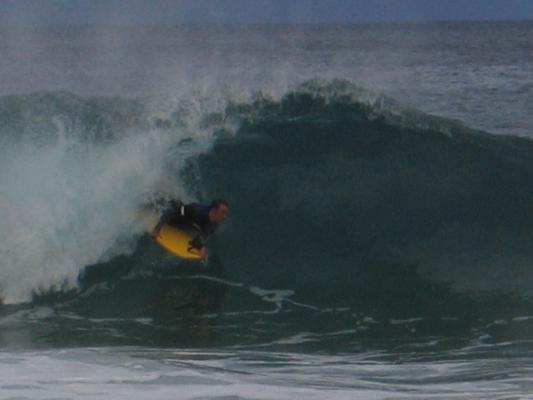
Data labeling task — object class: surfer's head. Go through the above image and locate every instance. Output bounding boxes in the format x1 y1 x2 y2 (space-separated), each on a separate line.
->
209 199 229 223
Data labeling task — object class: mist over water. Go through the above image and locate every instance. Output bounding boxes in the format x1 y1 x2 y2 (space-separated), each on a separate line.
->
1 22 532 135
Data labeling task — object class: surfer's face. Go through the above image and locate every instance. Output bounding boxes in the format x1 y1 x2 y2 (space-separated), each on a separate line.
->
209 204 229 223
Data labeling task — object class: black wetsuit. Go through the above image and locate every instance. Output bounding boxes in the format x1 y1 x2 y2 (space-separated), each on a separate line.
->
155 200 219 250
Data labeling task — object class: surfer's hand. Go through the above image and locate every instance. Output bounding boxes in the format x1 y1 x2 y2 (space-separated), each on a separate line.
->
199 247 208 260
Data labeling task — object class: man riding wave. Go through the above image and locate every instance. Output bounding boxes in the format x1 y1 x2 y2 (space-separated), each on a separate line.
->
152 198 229 260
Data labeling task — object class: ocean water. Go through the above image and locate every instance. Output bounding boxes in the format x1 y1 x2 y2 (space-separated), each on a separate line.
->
1 21 533 399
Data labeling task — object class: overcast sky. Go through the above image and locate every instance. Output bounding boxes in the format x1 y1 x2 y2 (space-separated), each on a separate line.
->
1 0 533 25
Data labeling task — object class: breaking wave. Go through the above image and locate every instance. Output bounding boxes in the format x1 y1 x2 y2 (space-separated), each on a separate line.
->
1 80 533 333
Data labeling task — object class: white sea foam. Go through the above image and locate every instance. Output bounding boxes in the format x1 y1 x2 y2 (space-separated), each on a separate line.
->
0 104 218 303
1 347 532 400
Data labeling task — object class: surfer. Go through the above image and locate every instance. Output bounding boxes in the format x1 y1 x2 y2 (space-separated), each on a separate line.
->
152 199 229 260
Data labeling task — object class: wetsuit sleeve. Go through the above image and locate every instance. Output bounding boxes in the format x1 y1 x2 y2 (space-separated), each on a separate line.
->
185 203 212 250
189 233 207 250
155 202 201 231
182 204 204 232
154 200 182 232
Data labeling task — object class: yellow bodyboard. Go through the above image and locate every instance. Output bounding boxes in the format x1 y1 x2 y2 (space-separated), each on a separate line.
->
154 224 202 260
138 208 202 260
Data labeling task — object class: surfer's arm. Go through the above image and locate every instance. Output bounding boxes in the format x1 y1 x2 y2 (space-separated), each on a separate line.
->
151 207 175 236
190 232 207 248
152 200 191 236
189 232 208 259
198 246 207 260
